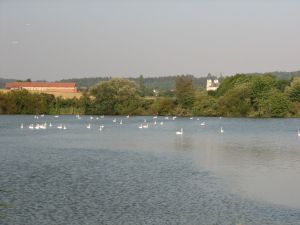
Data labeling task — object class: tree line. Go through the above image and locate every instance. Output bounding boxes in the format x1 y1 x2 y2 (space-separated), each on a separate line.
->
0 73 300 117
59 74 220 92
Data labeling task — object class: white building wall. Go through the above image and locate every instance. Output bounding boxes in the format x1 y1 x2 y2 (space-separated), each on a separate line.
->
206 79 219 91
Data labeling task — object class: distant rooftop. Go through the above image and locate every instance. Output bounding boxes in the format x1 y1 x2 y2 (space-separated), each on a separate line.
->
5 82 76 89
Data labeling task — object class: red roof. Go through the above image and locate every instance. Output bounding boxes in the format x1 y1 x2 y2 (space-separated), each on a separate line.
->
5 82 76 89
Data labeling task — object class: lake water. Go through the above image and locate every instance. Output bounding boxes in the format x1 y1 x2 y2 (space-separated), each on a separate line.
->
0 115 300 225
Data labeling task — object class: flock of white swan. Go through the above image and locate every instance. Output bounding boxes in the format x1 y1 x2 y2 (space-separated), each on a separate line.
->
19 114 300 136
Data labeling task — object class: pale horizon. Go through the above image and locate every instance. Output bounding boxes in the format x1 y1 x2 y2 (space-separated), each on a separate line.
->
1 0 299 81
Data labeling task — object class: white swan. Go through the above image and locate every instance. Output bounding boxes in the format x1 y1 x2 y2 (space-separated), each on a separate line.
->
176 128 183 135
200 122 205 126
41 122 47 129
20 123 24 129
298 130 300 137
29 124 34 129
57 124 63 129
49 122 52 127
39 123 46 129
142 123 149 129
87 123 91 129
160 121 164 125
138 124 143 129
113 118 116 123
220 127 224 133
63 125 67 130
120 120 123 125
172 116 176 120
154 120 157 125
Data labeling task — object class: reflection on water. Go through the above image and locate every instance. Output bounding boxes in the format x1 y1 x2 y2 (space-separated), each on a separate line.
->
173 135 194 152
0 116 300 224
188 118 300 208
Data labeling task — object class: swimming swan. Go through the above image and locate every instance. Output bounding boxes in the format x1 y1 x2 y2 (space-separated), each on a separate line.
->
176 128 183 135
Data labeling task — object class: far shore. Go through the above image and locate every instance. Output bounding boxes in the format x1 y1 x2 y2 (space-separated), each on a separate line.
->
1 114 300 119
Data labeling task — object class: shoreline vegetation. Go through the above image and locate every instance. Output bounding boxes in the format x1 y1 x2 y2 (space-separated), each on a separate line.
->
1 73 300 118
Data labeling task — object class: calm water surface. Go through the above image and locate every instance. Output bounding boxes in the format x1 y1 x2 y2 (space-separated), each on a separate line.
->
0 115 300 225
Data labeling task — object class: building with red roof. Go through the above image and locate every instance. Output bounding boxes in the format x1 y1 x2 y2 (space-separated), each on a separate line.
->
5 82 77 93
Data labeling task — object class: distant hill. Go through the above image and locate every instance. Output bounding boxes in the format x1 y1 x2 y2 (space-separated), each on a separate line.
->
2 70 300 90
245 71 300 80
57 71 300 90
1 75 218 91
0 78 16 89
58 75 220 91
270 71 300 80
59 77 111 90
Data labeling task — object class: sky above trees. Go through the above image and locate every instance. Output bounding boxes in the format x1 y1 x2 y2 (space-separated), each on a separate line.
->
1 0 299 80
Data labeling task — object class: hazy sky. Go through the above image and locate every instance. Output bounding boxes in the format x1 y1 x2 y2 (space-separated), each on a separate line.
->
0 0 299 81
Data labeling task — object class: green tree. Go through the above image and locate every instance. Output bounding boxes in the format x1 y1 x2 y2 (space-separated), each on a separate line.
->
7 90 48 114
90 78 141 115
0 93 17 114
79 92 92 114
215 74 252 97
258 90 290 117
193 91 219 116
276 79 290 92
286 77 300 102
175 75 195 109
250 75 277 114
218 84 251 116
150 97 175 115
138 75 146 97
